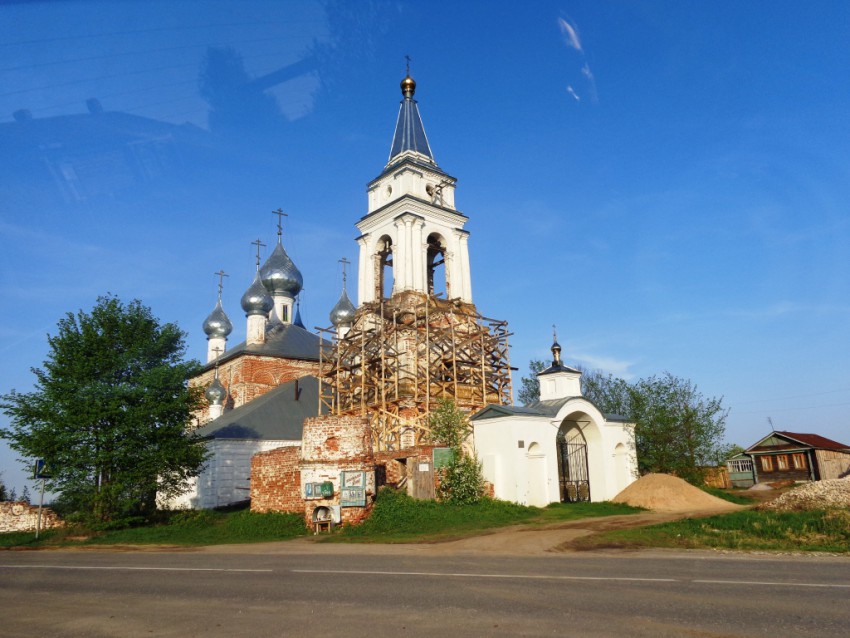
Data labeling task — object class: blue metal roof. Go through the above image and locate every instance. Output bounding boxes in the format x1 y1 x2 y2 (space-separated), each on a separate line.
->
389 96 433 162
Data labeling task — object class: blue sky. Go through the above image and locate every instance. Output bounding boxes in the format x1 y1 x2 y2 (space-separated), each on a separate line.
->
1 1 849 494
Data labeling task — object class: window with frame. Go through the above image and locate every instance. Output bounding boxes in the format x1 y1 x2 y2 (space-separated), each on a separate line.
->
792 453 807 469
728 459 753 473
776 454 789 470
760 456 773 472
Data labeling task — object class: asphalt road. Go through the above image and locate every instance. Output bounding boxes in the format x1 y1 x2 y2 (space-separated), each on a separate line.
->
1 547 848 637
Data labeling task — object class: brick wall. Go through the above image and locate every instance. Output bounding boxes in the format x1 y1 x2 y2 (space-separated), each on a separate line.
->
250 446 303 513
301 415 373 463
0 501 63 533
190 355 320 427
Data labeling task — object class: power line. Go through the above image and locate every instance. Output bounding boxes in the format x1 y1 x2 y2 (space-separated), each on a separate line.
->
734 400 850 415
733 387 850 406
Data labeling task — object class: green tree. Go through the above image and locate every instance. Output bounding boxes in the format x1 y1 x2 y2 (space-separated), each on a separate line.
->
0 473 6 501
1 295 207 526
20 485 30 505
517 359 545 405
429 399 485 504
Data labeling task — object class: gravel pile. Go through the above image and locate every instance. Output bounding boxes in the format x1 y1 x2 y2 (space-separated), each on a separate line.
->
759 477 850 512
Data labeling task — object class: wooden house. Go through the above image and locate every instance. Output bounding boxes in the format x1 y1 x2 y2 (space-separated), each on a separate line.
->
745 431 850 485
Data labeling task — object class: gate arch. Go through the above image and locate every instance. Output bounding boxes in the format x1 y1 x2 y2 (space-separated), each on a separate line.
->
557 422 590 502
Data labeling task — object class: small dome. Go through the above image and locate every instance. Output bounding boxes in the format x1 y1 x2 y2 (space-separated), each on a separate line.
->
205 376 227 406
400 74 416 98
202 299 232 339
551 340 562 365
260 241 303 298
241 271 273 316
330 288 356 327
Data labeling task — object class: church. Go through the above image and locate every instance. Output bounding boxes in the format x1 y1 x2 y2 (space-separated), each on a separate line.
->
173 72 637 515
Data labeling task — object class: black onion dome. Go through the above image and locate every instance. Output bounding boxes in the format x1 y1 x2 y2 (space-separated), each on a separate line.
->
241 271 273 316
260 241 303 297
202 299 233 339
329 288 356 327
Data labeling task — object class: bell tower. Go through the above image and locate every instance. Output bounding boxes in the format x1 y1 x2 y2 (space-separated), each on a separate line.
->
320 70 512 453
356 73 473 305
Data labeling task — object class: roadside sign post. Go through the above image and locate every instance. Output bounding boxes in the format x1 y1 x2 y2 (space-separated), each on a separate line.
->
33 459 51 540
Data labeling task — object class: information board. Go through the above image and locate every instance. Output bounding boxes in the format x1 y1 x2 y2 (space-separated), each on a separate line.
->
340 471 366 507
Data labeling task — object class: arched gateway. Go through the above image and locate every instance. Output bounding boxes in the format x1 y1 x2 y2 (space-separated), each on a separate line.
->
472 339 638 505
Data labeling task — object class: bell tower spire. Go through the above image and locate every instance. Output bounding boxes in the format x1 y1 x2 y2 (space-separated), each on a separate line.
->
356 69 472 305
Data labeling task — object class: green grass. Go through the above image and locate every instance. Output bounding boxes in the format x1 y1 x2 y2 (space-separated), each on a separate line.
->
699 485 758 505
573 508 850 553
0 509 309 549
327 487 642 543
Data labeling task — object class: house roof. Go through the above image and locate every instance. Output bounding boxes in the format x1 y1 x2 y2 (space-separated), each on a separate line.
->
194 375 324 441
203 322 324 372
471 397 630 423
746 430 850 454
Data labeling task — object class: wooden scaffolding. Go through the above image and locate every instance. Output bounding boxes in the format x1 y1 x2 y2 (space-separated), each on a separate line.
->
318 292 512 451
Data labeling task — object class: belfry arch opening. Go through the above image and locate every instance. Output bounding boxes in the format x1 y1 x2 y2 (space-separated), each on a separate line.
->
375 236 393 299
426 233 448 297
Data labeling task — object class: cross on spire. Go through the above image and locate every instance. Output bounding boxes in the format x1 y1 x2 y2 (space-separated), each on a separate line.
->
339 257 351 289
251 238 266 269
552 324 558 343
405 54 411 75
214 270 228 298
272 208 288 240
211 346 223 376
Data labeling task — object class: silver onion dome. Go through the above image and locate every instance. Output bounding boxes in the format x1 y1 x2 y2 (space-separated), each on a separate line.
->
329 288 356 327
202 299 233 339
241 271 274 316
260 241 303 298
205 376 227 406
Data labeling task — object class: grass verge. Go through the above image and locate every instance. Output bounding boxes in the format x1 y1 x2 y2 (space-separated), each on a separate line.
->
327 488 642 543
573 507 850 553
0 509 308 549
698 486 758 505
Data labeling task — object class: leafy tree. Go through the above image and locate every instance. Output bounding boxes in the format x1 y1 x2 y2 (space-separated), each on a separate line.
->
0 474 6 501
20 485 30 505
1 295 207 526
429 399 485 504
629 373 729 483
517 359 545 405
578 366 632 417
8 487 16 502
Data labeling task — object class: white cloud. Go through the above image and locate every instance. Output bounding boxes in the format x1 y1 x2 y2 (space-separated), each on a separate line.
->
566 85 581 101
557 17 583 52
571 351 636 379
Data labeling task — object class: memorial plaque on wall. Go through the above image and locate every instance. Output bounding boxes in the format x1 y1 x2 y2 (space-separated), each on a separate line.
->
340 471 366 507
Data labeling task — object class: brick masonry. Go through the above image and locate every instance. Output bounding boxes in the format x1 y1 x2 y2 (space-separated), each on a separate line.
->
190 355 320 427
250 415 376 526
0 501 64 534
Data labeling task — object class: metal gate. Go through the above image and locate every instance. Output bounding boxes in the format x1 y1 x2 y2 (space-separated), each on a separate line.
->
557 426 590 502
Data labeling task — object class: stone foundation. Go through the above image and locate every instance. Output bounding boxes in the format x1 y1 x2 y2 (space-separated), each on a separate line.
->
0 501 64 534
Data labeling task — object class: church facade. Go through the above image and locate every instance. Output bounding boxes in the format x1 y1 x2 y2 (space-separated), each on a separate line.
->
177 71 637 514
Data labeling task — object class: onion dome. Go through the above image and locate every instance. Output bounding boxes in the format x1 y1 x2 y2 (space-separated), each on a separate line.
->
202 299 233 339
330 288 356 327
205 376 227 406
260 240 303 298
400 74 416 98
240 271 273 316
551 340 562 366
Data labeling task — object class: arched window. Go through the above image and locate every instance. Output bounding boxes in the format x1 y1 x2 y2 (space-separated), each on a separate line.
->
426 233 448 297
376 236 393 299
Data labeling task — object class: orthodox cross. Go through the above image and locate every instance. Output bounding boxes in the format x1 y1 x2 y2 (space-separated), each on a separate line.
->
552 324 558 343
214 270 228 298
251 239 266 268
211 346 223 376
272 208 288 239
405 54 412 75
339 257 351 288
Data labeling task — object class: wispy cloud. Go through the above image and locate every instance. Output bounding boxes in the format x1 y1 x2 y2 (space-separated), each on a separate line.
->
556 17 598 103
572 351 636 379
557 17 583 52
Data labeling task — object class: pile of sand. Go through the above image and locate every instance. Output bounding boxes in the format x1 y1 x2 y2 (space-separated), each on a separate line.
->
759 477 850 512
612 473 743 513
